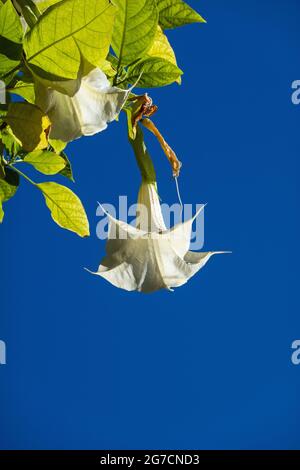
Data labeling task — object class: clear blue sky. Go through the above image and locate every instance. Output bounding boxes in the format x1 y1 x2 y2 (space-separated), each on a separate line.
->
1 0 300 449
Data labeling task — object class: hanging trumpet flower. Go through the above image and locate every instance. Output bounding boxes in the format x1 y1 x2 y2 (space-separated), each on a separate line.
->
35 68 131 142
86 123 228 293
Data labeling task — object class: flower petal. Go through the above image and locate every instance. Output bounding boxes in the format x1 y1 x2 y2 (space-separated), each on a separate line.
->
166 204 205 257
86 262 138 291
183 251 229 278
136 182 166 232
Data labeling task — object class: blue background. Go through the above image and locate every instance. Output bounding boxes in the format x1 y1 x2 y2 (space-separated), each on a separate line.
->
1 0 300 450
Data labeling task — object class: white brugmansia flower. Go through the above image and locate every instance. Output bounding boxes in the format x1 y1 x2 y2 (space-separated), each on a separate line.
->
35 68 131 142
86 182 227 293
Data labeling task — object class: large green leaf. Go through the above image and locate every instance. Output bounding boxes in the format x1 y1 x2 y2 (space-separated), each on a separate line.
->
126 57 182 88
24 150 66 175
37 182 89 237
156 0 205 30
0 0 23 44
0 0 23 79
37 0 63 13
24 0 116 80
6 102 51 151
112 0 158 66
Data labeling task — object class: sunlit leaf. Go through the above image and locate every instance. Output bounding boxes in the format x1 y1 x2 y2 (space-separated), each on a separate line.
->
48 138 66 154
0 0 23 42
24 0 116 80
24 150 66 175
47 141 74 181
0 0 23 79
100 59 117 78
37 181 90 237
8 80 36 103
112 0 158 66
34 0 62 13
0 166 19 222
0 126 22 156
6 102 51 151
156 0 205 30
59 152 74 182
147 25 181 84
126 57 182 88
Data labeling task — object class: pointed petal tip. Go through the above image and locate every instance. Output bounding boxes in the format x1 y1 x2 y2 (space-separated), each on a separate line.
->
211 251 232 256
167 287 175 293
84 267 97 275
97 201 107 214
97 202 115 220
193 203 207 221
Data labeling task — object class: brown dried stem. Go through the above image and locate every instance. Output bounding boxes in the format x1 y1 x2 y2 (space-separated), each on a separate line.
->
141 118 182 177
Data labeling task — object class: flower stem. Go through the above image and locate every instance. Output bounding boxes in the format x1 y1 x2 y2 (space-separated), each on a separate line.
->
128 124 157 184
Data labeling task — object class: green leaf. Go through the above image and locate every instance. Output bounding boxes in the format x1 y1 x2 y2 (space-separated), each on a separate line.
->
0 157 5 179
0 166 19 204
112 0 158 66
16 0 41 28
156 0 205 30
147 25 181 84
8 80 36 103
0 199 3 223
24 0 116 80
49 138 66 154
148 26 176 64
6 102 51 151
37 182 89 237
126 57 182 88
0 126 22 156
0 0 23 46
24 150 66 175
100 59 117 78
107 52 119 70
0 0 23 79
59 152 74 182
37 0 63 13
48 140 74 181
